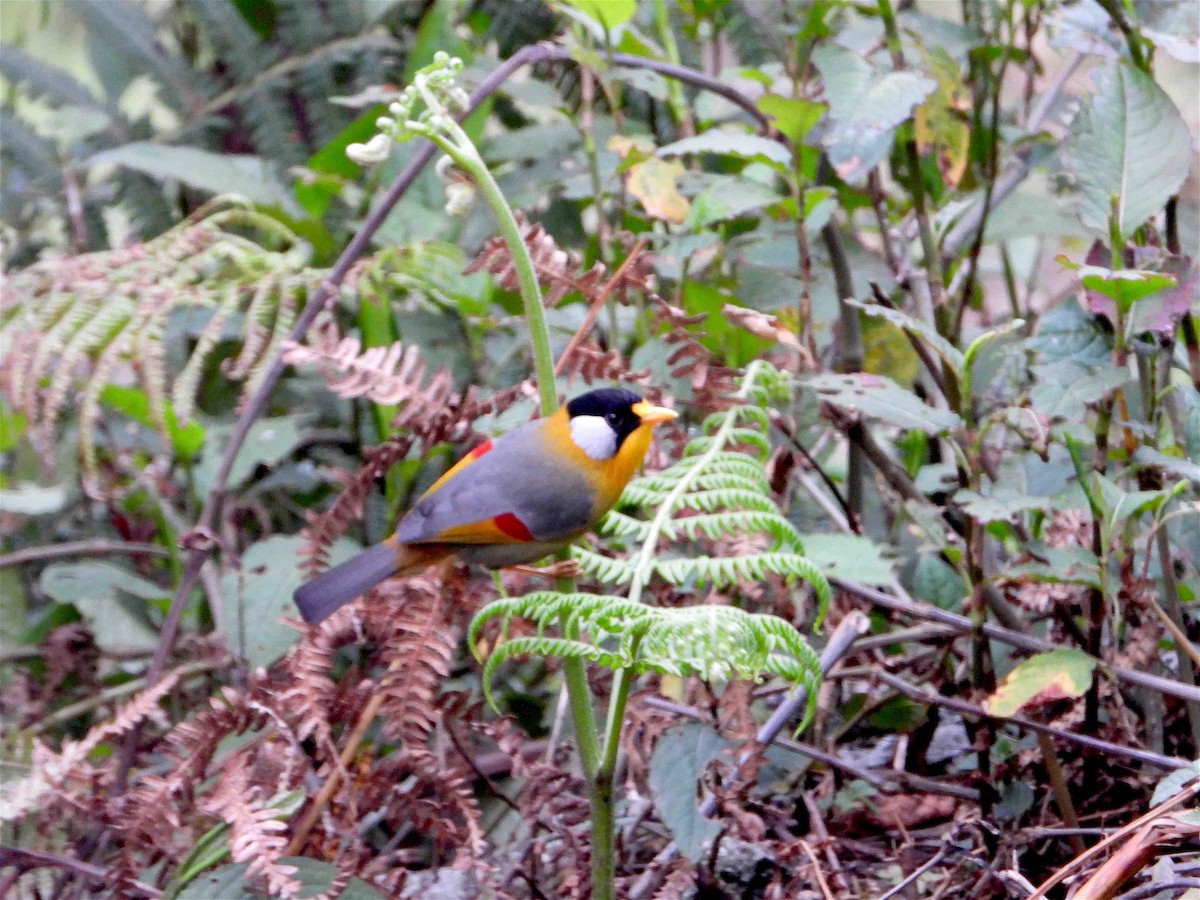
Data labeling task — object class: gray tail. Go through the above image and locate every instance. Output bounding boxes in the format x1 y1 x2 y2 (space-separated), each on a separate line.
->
294 543 398 626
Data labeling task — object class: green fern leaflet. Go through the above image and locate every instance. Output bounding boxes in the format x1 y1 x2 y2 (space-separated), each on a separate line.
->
470 361 831 731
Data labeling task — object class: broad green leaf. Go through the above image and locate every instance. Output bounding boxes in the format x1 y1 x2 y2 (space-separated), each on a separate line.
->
658 131 792 168
89 143 299 214
1150 761 1200 809
798 533 895 586
559 0 636 32
1027 298 1112 365
1003 545 1102 590
987 649 1097 717
1064 62 1192 238
911 554 966 610
847 299 965 373
1030 362 1128 422
220 535 361 670
649 722 733 861
627 157 689 224
954 489 1052 524
194 415 304 494
812 44 936 183
100 384 205 459
606 66 670 101
1079 267 1177 316
39 562 165 654
685 175 781 229
804 372 964 434
756 94 826 144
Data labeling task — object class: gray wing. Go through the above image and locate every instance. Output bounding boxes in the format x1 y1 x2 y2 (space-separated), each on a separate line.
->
395 421 594 545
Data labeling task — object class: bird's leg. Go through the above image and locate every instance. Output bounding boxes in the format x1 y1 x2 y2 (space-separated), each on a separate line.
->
505 559 582 580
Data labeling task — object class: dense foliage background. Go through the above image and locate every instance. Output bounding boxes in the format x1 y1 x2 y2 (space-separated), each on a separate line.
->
1 1 1198 897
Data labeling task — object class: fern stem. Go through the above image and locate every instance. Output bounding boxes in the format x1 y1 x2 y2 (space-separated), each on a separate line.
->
628 360 768 603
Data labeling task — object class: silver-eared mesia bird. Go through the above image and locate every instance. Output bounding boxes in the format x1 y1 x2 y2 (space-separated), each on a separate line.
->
294 388 678 625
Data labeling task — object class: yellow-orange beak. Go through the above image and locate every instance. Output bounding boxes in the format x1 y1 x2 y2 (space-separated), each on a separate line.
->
632 401 679 426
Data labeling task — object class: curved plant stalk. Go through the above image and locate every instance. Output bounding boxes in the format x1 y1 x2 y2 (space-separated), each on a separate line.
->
356 52 602 777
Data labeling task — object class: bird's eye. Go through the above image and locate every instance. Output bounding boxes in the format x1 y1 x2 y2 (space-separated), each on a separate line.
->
606 411 619 427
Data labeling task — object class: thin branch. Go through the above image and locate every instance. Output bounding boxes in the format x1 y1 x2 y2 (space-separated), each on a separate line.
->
874 670 1186 771
770 412 858 533
834 577 1200 706
0 539 170 569
0 847 161 898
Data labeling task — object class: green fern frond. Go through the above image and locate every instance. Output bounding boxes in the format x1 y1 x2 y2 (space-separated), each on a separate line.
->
593 360 831 624
571 548 636 586
0 45 112 116
481 637 623 710
471 599 824 729
655 552 828 599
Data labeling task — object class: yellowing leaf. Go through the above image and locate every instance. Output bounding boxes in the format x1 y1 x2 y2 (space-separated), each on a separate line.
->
915 48 971 188
987 649 1097 717
627 157 689 224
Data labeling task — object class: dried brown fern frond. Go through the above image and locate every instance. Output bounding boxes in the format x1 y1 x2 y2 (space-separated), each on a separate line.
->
3 666 187 824
0 199 316 496
557 342 652 389
281 314 456 407
119 686 266 860
651 295 739 412
465 214 654 308
201 756 302 898
466 213 605 307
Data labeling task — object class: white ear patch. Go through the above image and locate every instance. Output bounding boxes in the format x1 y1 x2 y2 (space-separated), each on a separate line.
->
569 415 618 460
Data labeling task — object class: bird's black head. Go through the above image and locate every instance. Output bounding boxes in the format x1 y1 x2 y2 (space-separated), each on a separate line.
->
566 388 643 459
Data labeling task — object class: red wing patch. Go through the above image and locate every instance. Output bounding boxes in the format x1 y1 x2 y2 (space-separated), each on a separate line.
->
468 439 493 460
493 512 535 542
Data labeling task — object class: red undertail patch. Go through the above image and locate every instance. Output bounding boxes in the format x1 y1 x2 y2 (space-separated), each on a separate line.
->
493 512 535 542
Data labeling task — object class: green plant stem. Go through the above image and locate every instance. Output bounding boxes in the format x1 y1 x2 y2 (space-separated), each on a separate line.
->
423 86 615 893
590 364 768 899
1093 0 1149 70
1157 525 1200 750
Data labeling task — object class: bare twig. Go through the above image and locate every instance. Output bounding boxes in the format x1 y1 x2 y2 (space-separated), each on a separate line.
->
0 539 169 569
874 670 1188 771
835 578 1200 707
0 847 161 898
553 236 649 376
